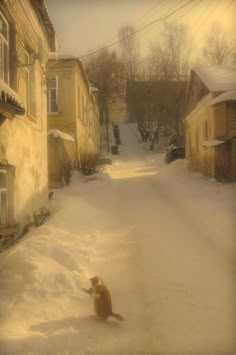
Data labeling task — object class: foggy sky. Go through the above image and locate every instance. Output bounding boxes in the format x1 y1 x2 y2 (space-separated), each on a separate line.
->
45 0 236 59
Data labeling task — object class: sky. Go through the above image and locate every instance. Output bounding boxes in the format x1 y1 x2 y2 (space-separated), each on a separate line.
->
45 0 236 60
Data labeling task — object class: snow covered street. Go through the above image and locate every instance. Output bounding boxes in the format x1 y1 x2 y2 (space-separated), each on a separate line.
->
0 123 235 355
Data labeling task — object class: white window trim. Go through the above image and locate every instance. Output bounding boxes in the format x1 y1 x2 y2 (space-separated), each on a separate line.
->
0 11 9 85
47 76 59 114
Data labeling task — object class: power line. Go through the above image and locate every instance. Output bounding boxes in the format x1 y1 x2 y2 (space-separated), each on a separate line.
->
83 0 169 54
78 0 195 60
134 0 199 44
133 0 168 26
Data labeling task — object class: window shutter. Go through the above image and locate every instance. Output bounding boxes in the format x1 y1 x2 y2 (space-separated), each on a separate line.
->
9 22 17 91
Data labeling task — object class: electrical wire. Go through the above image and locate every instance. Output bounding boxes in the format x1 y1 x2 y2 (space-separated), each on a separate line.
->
78 0 195 59
134 0 199 44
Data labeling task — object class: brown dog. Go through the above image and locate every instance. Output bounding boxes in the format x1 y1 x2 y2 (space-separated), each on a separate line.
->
83 276 123 321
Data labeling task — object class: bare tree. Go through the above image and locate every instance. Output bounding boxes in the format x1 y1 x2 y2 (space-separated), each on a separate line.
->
118 24 139 81
202 22 232 65
84 49 125 151
85 49 125 99
143 22 191 149
147 22 191 81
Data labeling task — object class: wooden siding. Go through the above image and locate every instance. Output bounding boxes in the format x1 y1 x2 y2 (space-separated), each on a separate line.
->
185 94 215 177
214 104 227 139
185 72 209 116
215 142 232 181
228 102 236 138
214 102 236 140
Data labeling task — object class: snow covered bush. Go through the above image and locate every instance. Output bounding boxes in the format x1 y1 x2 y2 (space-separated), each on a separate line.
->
80 152 103 176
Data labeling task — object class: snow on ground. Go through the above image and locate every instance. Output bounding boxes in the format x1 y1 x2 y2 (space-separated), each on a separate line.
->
0 123 235 355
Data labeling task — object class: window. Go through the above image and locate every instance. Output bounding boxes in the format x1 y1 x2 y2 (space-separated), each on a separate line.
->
0 168 8 225
0 12 9 84
47 77 58 113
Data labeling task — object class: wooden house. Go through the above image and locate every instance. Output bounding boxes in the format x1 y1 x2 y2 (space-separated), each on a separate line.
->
185 65 236 181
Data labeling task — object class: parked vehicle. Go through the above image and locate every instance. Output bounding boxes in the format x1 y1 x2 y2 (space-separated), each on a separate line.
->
165 147 185 164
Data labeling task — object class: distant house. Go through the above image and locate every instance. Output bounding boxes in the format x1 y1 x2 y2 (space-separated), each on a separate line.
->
46 55 100 183
126 80 187 145
184 65 236 181
0 0 55 243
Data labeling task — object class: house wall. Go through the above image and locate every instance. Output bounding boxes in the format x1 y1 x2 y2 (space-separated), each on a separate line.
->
214 102 236 140
47 61 77 138
75 64 91 162
185 72 209 116
89 93 100 155
185 94 216 177
227 102 236 138
213 101 236 181
214 104 227 139
0 0 53 228
47 60 100 169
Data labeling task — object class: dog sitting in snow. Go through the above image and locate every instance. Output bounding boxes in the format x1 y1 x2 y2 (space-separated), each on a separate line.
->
83 276 123 321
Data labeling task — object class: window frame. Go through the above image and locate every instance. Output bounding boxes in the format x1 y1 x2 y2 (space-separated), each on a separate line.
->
47 76 59 114
0 11 9 85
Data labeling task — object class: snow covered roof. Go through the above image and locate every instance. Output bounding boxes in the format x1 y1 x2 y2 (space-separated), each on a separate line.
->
210 90 236 106
202 140 225 148
47 53 90 91
49 53 76 60
90 86 98 93
0 80 25 115
193 65 236 92
48 129 75 142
